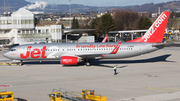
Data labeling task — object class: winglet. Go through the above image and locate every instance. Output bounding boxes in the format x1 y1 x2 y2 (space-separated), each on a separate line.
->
102 35 108 42
110 42 121 54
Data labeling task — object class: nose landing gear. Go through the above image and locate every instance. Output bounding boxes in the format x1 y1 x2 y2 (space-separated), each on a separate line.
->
18 60 23 66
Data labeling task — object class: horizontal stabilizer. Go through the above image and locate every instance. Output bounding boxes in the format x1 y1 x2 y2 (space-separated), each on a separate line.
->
152 43 180 47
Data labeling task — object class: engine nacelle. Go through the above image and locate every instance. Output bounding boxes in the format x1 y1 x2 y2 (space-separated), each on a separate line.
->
61 56 81 65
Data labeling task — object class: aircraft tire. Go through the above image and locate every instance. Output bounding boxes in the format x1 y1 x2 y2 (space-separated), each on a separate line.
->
19 61 23 66
85 62 91 66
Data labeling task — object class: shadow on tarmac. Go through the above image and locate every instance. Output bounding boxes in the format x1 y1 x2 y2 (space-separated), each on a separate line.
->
21 54 173 67
96 54 173 64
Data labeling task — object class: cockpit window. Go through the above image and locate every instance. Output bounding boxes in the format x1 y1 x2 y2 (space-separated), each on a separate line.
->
10 49 16 51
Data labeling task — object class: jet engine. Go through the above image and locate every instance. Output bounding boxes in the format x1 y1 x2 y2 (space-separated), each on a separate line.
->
61 56 81 65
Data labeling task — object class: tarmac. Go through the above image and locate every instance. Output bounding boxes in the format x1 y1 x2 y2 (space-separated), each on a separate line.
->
0 47 180 101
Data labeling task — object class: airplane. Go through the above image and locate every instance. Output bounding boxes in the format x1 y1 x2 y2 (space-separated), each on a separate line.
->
3 11 172 66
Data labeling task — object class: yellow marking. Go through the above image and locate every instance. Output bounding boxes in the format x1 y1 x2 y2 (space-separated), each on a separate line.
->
0 63 18 66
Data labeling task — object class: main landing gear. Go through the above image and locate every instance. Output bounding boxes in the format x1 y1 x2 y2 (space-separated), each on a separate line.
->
85 60 91 66
85 62 91 66
18 60 23 66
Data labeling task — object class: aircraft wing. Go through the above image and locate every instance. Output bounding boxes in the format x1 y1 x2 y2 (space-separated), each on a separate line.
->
109 30 147 33
0 59 13 62
76 53 106 59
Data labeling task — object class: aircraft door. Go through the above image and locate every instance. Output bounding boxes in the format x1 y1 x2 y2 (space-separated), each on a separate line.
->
138 44 142 53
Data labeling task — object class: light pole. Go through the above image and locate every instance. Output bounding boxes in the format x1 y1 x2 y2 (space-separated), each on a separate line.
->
66 0 71 43
69 0 71 29
4 0 6 13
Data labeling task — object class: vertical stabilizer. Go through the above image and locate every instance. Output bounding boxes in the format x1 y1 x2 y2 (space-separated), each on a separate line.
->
128 11 170 43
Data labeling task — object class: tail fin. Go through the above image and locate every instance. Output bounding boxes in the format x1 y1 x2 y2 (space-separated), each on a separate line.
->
128 11 170 43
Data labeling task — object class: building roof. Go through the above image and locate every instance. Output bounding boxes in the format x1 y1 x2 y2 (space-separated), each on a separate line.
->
12 8 34 16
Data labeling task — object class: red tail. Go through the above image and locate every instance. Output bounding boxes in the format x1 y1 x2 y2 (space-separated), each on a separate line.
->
128 11 170 43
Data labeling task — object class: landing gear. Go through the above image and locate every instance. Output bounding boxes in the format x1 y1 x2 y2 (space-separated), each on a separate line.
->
85 59 91 66
18 60 23 66
85 62 91 66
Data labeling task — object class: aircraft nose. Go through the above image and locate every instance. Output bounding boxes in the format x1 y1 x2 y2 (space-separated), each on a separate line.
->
3 51 9 58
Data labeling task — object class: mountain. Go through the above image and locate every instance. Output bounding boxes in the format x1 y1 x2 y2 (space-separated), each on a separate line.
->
1 0 180 14
42 4 113 13
122 1 180 12
0 0 30 13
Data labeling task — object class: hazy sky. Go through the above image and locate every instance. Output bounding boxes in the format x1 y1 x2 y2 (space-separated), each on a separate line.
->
25 0 176 6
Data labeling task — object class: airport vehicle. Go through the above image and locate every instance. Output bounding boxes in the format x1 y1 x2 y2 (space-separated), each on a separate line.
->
162 37 167 43
49 92 69 101
49 88 107 101
0 91 25 101
3 11 170 66
0 91 14 101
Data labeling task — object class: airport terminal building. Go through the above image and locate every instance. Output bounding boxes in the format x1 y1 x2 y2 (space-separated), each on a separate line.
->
0 8 64 45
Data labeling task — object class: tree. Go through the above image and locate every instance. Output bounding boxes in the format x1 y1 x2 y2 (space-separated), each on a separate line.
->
167 12 177 30
114 10 140 30
90 13 116 42
99 13 116 35
71 17 79 29
62 24 65 29
80 19 90 29
90 17 102 37
75 19 80 28
139 17 152 29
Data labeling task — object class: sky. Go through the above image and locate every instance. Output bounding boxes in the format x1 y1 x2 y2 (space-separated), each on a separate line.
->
25 0 177 6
